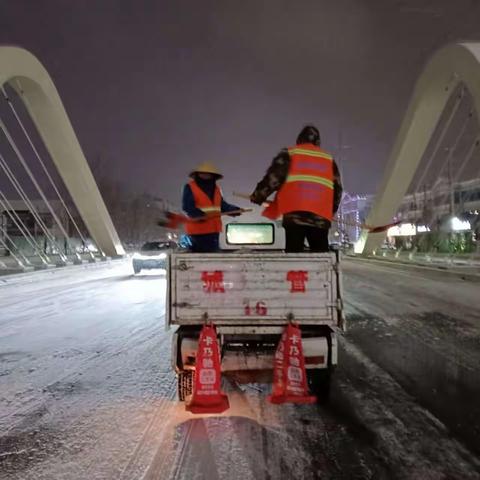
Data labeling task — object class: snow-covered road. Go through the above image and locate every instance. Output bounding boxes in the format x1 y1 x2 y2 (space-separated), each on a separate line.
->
1 259 479 479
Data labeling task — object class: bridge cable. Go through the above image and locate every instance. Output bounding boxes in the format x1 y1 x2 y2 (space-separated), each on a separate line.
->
428 111 473 198
0 115 79 261
413 89 465 194
0 231 25 268
433 133 480 214
402 108 472 232
394 91 468 242
397 105 475 257
0 155 59 262
1 87 95 258
413 105 479 259
0 151 67 262
0 223 32 266
0 189 51 264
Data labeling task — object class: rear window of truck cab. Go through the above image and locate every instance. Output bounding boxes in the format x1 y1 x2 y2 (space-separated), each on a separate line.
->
226 223 275 245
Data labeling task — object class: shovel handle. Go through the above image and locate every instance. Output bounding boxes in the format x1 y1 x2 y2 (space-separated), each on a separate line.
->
232 191 252 201
232 191 272 207
232 192 398 232
187 208 252 223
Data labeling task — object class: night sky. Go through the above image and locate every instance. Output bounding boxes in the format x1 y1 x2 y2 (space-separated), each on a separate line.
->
1 0 480 205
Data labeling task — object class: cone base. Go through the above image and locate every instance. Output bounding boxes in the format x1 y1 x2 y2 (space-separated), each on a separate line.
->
186 395 230 414
267 394 317 405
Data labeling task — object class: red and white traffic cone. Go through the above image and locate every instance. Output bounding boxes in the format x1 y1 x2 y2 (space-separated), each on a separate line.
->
268 323 316 404
186 323 230 414
269 329 287 401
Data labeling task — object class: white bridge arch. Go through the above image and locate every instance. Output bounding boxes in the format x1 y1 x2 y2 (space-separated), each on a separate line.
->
0 46 124 257
358 43 480 254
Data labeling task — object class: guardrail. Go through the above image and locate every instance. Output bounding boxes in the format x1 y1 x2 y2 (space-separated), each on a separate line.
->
367 249 480 267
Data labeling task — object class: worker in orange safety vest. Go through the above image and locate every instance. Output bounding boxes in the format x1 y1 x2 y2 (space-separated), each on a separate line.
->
250 125 343 252
182 162 241 252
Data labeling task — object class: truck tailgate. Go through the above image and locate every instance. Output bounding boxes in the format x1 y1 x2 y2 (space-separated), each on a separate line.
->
169 252 341 326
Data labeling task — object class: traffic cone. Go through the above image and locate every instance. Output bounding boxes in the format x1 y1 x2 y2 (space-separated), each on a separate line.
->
269 329 287 400
186 324 230 414
268 323 316 404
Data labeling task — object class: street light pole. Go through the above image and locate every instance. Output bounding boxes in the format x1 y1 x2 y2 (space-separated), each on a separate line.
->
337 128 351 244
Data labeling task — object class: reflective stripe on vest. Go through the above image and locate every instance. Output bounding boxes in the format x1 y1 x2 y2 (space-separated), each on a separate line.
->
288 148 333 160
285 174 334 189
200 206 221 213
262 144 334 221
185 181 222 235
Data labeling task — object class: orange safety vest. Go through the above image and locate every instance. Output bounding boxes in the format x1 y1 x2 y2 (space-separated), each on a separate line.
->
185 180 223 235
263 143 334 221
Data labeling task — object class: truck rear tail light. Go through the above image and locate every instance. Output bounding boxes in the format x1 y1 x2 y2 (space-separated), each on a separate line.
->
305 355 325 365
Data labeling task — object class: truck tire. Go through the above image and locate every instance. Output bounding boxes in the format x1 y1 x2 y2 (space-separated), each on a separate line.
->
177 370 195 401
307 368 331 403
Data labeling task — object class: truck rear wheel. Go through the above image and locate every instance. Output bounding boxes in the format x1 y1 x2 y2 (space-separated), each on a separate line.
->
177 370 195 401
307 368 331 403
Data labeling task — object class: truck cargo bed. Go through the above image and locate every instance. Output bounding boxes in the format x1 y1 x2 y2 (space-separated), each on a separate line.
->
168 252 343 327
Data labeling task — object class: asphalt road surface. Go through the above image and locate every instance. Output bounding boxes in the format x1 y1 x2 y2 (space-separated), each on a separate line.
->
1 259 479 479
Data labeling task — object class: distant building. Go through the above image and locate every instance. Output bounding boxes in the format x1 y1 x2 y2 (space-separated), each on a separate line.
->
397 177 480 228
336 193 374 243
388 177 480 253
336 178 480 245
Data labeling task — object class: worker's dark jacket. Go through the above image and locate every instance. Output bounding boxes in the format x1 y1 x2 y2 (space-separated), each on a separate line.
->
251 148 343 228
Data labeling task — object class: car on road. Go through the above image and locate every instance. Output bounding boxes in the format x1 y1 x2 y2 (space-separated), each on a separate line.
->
132 240 177 274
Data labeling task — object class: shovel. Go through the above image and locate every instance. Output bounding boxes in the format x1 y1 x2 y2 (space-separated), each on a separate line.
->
158 208 252 229
232 192 399 233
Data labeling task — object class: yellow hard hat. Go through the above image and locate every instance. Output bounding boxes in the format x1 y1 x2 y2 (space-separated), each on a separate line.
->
189 162 223 179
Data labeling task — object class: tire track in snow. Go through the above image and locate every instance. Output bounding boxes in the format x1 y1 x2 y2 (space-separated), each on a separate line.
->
117 377 177 480
0 314 162 434
334 337 480 479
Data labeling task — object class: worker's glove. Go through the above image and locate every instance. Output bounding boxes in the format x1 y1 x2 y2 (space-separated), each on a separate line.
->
249 193 263 205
